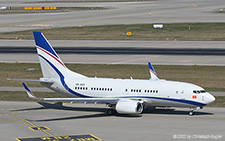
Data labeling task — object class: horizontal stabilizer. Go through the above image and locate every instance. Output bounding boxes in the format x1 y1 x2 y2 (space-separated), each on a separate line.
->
8 78 53 83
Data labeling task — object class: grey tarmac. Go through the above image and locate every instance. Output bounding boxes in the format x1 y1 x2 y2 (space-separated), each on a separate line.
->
0 101 224 141
0 0 225 32
1 40 225 66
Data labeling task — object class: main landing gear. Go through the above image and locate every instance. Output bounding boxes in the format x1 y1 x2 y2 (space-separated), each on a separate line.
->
107 109 117 116
106 104 117 116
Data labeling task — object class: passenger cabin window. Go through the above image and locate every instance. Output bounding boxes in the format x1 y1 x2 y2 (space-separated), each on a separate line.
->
143 89 158 93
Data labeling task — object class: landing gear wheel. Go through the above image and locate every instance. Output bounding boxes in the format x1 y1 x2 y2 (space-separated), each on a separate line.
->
107 109 116 116
189 110 194 116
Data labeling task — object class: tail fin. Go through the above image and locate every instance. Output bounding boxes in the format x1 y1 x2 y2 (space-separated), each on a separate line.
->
148 62 159 80
33 31 86 78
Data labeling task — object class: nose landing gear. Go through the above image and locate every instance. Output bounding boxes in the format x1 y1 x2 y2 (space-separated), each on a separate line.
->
189 110 194 116
189 107 202 116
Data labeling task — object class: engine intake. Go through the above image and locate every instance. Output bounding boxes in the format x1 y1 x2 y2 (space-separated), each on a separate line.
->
115 99 143 114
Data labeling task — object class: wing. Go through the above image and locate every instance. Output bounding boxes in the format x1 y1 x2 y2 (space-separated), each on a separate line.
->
23 83 118 103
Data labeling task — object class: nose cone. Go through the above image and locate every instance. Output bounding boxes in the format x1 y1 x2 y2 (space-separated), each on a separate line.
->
205 93 215 104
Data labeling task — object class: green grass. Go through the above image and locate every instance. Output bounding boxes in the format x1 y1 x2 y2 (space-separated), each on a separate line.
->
0 91 223 107
0 23 225 41
207 96 225 107
0 91 66 101
1 63 225 91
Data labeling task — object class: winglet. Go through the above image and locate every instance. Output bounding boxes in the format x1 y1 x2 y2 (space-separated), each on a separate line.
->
22 83 39 100
148 62 159 80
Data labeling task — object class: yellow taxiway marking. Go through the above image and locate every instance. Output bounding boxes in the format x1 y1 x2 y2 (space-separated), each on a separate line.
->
42 130 53 136
16 134 102 141
0 119 29 126
0 112 53 137
90 134 102 141
0 108 19 110
29 126 50 131
8 114 53 136
9 114 37 127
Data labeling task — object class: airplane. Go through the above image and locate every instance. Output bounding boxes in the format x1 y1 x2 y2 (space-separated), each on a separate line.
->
19 31 215 116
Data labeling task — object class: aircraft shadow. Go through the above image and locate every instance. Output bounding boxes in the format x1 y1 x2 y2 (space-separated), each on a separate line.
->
11 102 106 113
31 113 107 122
143 108 214 116
11 102 213 122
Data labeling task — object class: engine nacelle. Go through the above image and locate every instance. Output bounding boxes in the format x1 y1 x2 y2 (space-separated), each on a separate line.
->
115 99 143 114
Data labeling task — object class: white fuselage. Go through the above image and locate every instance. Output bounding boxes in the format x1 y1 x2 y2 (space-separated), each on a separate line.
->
45 77 214 108
28 31 216 115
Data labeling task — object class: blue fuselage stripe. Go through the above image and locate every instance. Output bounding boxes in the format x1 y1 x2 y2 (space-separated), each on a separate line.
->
39 54 91 98
38 54 205 107
115 96 206 106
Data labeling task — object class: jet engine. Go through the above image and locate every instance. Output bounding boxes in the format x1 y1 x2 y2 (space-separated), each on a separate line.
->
115 99 143 114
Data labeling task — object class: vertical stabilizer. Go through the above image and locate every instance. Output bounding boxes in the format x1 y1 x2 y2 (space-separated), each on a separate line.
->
148 62 159 80
33 32 86 78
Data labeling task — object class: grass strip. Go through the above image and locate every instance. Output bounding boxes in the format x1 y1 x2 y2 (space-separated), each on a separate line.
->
0 23 225 41
0 91 66 101
1 63 225 91
207 96 225 107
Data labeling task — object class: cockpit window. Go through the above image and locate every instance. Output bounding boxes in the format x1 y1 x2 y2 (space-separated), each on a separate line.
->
193 90 206 94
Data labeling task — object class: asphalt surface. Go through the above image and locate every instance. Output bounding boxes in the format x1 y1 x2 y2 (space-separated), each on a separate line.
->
0 0 225 33
2 46 225 55
0 0 225 65
1 40 225 65
0 101 224 141
0 1 225 140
